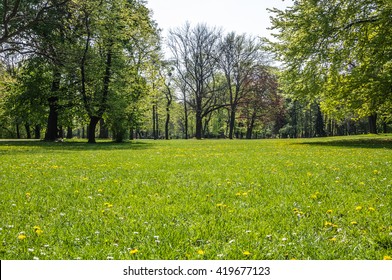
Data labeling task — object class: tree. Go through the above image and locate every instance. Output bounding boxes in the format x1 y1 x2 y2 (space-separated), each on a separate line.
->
269 0 392 134
168 23 222 139
218 32 262 139
238 65 281 139
76 0 159 143
0 0 69 50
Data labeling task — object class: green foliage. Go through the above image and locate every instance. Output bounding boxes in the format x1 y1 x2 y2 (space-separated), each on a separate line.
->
0 135 391 259
269 0 392 126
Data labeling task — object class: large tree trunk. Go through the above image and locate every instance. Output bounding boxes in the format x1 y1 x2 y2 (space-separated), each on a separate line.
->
195 109 203 139
88 116 100 143
368 114 377 134
44 96 59 141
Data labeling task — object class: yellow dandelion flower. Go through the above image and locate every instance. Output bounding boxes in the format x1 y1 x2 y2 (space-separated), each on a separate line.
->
25 192 31 199
373 170 380 175
329 237 337 242
242 192 248 196
351 221 358 226
368 207 376 212
197 249 205 255
104 202 113 208
33 226 43 235
235 192 241 196
243 251 252 256
98 189 103 193
17 233 27 240
384 256 392 260
324 221 333 227
355 206 363 211
129 249 138 255
326 210 333 214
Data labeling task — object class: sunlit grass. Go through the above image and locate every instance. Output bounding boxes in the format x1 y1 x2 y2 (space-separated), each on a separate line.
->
0 135 391 260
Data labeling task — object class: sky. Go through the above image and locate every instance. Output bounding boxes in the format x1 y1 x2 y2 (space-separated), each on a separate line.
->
146 0 292 39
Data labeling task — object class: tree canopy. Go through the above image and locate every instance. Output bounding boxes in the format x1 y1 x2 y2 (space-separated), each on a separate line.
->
269 0 392 133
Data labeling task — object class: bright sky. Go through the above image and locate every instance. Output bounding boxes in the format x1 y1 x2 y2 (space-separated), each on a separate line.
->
146 0 291 38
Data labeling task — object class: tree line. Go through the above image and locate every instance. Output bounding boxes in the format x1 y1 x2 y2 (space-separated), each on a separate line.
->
0 0 390 142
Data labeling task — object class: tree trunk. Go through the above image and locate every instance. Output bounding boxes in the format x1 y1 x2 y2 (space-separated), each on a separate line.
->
88 116 100 143
195 109 203 139
25 124 31 139
34 125 41 139
368 114 377 134
228 106 236 139
44 96 59 141
165 107 170 140
66 126 73 139
16 123 21 139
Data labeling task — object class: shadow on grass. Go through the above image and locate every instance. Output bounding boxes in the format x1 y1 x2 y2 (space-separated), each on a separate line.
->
0 139 155 154
300 137 392 149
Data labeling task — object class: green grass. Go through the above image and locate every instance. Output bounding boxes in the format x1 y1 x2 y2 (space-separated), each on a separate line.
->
0 135 391 260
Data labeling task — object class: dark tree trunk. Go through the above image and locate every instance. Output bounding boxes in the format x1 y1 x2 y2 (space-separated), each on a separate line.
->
368 114 377 134
16 123 21 139
58 126 64 138
44 96 59 141
246 113 256 139
34 125 41 139
88 116 100 143
25 124 31 139
66 126 73 139
165 107 170 140
195 109 203 140
315 104 326 137
228 106 236 139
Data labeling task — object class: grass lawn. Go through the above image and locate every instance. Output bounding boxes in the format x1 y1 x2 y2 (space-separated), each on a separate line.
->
0 135 391 260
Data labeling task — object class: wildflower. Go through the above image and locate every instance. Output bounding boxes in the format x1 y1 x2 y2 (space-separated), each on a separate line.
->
33 226 43 236
373 170 380 175
329 237 337 242
25 192 31 199
326 210 333 214
104 202 113 208
384 256 392 260
216 203 227 208
351 221 358 226
98 189 103 193
129 249 138 255
235 192 242 196
197 249 205 255
368 207 376 212
17 233 27 241
243 251 251 256
355 206 363 211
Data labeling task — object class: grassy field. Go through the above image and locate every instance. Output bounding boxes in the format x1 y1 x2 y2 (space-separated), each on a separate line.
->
0 135 391 260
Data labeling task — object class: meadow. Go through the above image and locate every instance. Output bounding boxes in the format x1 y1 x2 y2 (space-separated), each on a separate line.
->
0 135 391 260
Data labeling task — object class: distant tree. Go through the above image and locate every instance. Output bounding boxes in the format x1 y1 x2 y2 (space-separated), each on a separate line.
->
218 32 262 139
168 23 223 139
269 0 392 134
238 66 281 139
